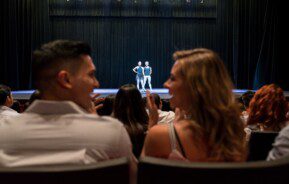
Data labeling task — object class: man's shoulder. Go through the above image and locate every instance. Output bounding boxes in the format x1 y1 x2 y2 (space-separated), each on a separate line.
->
1 113 123 129
64 114 123 127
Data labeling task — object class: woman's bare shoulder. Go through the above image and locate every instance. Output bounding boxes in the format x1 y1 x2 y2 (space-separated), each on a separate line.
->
143 124 171 158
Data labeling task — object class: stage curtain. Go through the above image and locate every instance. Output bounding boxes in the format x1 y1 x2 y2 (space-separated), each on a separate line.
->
0 0 284 90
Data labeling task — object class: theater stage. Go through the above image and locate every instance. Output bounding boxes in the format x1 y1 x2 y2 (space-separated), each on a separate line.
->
11 89 289 100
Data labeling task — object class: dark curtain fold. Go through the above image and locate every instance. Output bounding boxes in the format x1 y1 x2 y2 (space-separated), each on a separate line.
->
0 0 284 90
253 0 281 89
1 0 32 89
235 0 283 90
0 0 51 90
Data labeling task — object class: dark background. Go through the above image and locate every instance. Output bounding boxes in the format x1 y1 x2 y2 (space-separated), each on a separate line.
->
0 0 285 90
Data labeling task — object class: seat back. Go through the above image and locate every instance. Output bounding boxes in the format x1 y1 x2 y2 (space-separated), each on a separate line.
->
248 131 279 161
138 156 289 184
0 157 130 184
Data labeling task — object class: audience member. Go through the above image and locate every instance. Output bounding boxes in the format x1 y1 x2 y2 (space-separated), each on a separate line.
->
11 100 21 113
97 94 115 116
0 84 19 119
240 90 255 123
0 40 133 167
113 84 148 158
149 93 175 124
267 125 289 160
245 84 288 138
29 90 42 104
161 99 173 111
143 48 246 162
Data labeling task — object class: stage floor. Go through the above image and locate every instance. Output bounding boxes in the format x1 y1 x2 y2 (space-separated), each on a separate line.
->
11 89 289 100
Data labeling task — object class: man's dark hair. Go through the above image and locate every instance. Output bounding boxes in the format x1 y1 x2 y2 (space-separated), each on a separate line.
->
151 93 161 109
32 40 91 90
0 84 11 105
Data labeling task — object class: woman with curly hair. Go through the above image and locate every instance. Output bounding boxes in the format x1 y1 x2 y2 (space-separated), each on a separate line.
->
246 84 288 133
143 48 247 162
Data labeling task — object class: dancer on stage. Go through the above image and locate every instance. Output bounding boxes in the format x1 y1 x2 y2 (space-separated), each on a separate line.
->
132 61 145 91
143 61 152 91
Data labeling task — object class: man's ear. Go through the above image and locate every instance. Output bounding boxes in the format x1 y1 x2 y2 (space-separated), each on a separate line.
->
57 70 72 89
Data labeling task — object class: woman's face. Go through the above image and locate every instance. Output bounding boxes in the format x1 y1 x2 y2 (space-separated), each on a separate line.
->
163 61 191 111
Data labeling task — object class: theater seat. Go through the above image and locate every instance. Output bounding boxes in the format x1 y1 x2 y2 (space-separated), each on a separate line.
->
247 131 279 161
0 157 130 184
138 156 289 184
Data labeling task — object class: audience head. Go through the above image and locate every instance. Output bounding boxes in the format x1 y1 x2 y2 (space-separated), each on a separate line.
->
0 84 14 107
247 84 288 131
114 84 148 157
114 84 148 134
241 90 255 110
150 93 161 109
29 90 42 105
11 100 21 113
97 94 115 116
32 40 99 111
164 48 245 161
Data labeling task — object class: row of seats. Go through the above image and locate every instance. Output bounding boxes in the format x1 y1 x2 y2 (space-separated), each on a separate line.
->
1 156 289 184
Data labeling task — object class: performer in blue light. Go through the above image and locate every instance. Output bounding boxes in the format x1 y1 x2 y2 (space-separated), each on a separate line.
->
143 61 152 91
132 61 145 91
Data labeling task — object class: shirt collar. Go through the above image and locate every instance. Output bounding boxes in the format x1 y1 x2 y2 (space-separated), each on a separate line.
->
25 100 88 115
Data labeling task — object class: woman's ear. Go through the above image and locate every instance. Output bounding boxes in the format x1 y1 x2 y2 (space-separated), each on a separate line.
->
57 70 72 89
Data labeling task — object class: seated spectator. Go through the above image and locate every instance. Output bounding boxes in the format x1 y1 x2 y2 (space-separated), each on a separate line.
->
240 90 255 123
0 84 19 119
113 84 148 158
267 125 289 160
29 90 42 104
11 100 21 113
245 84 288 139
0 40 133 167
161 99 173 112
23 90 42 110
149 93 175 124
143 48 246 162
97 94 115 116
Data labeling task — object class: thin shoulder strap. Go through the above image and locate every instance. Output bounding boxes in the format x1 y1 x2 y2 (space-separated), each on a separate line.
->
168 122 177 151
168 123 187 159
173 124 187 159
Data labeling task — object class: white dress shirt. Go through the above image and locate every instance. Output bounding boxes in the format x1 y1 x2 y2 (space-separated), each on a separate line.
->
0 100 132 167
157 110 175 124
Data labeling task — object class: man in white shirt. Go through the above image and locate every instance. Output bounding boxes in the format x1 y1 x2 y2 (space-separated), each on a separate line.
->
0 84 19 120
267 124 289 161
150 93 175 124
0 40 133 167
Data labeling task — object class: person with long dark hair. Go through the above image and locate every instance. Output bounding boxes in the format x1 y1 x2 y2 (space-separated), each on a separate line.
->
114 84 149 157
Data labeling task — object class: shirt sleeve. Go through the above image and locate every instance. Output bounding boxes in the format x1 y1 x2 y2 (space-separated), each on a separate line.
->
267 126 289 161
